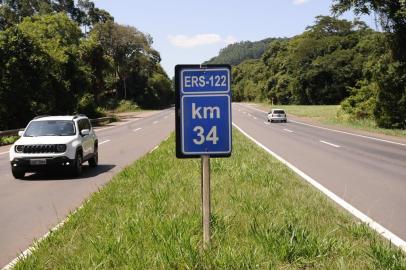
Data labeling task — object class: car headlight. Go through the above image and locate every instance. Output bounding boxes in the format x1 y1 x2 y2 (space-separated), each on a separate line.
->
15 145 24 153
56 144 67 153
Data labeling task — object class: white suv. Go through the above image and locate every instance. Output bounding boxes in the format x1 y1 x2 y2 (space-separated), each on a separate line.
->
9 115 98 179
267 109 287 123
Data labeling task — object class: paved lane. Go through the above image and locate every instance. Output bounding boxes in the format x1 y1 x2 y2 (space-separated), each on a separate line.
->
233 103 406 241
0 109 175 267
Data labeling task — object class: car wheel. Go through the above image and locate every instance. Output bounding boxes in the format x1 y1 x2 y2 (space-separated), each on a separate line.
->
270 120 273 123
72 151 83 177
267 119 270 122
12 167 25 179
89 151 98 168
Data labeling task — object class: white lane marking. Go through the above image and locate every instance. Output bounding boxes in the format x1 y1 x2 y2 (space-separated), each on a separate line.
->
99 140 110 145
233 122 406 253
238 109 241 112
133 128 142 132
248 113 252 117
149 146 159 153
236 104 406 147
264 122 270 126
153 121 159 124
0 151 9 155
320 140 340 148
253 117 257 120
242 111 247 114
284 129 294 133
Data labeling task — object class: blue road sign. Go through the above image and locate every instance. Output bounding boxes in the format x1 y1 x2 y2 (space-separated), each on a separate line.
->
175 65 232 158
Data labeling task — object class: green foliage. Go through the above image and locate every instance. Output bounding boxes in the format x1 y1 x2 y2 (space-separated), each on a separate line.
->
231 14 405 129
0 135 19 146
205 38 284 66
112 100 140 113
0 1 172 130
233 16 373 105
76 93 103 118
332 0 406 128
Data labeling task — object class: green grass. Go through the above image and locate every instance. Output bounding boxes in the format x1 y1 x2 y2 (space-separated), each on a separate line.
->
0 135 19 146
112 100 141 113
259 104 406 138
14 131 406 269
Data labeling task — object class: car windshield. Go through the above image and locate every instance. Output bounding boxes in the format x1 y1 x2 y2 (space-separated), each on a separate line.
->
273 110 285 114
24 120 76 137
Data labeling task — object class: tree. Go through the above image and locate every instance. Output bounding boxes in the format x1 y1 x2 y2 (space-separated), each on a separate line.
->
333 0 406 128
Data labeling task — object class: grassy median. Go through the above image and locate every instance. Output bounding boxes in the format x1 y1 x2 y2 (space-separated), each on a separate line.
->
14 131 406 269
258 104 406 138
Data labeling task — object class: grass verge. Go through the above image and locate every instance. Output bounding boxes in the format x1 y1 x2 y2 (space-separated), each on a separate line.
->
14 131 406 269
258 104 406 138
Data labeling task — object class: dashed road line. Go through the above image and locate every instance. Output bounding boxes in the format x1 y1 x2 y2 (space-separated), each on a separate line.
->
0 151 9 156
153 121 159 124
99 140 111 145
264 122 270 126
320 140 340 148
283 129 294 133
253 117 257 120
133 128 142 132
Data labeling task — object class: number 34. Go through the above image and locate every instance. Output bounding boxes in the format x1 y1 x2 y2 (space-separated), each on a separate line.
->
193 126 219 145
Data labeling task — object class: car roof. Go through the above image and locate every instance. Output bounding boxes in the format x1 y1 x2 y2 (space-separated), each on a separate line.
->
272 109 285 111
32 115 87 121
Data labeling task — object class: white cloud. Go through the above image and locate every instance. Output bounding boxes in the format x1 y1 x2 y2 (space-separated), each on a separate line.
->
293 0 311 5
168 34 238 48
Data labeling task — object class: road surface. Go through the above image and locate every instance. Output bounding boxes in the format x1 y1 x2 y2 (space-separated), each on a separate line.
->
0 109 175 267
233 103 406 243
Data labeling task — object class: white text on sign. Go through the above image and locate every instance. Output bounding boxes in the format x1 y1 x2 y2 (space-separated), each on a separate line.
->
192 103 220 119
184 76 227 88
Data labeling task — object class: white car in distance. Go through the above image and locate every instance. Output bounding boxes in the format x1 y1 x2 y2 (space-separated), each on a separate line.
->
267 109 287 123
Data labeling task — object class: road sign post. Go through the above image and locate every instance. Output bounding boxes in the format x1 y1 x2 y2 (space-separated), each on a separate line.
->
175 64 232 248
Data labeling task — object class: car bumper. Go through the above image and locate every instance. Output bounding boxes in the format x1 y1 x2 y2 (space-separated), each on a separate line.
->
269 117 287 122
10 156 74 172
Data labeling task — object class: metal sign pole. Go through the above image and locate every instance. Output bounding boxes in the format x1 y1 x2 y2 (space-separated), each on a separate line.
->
201 154 211 248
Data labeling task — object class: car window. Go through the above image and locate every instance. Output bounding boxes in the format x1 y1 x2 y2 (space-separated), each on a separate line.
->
24 121 76 137
273 110 285 114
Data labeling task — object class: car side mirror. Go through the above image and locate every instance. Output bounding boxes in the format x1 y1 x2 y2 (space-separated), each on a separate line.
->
18 131 24 137
81 129 90 136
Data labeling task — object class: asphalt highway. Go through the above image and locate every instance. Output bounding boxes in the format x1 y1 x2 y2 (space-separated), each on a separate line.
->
0 109 175 267
233 103 406 243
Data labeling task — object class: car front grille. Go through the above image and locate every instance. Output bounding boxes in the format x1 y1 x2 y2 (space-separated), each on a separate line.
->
22 145 64 154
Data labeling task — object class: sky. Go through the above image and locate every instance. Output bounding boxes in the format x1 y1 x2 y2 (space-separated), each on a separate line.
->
93 0 376 78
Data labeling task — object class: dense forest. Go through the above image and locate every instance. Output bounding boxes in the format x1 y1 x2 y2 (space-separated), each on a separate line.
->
228 0 406 129
0 0 173 130
204 38 284 66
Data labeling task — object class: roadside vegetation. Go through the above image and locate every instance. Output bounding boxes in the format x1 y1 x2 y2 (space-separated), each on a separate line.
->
0 135 19 146
215 0 406 130
258 104 406 138
0 0 173 131
14 131 406 269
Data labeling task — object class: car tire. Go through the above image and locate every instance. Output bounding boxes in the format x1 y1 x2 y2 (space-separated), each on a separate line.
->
267 119 270 122
12 167 25 179
89 151 98 168
72 151 83 177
